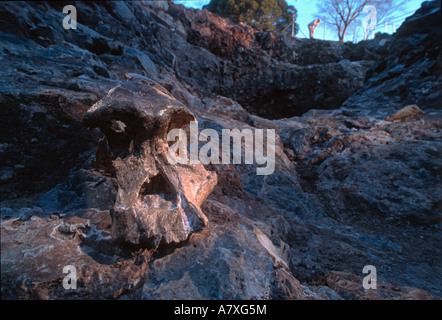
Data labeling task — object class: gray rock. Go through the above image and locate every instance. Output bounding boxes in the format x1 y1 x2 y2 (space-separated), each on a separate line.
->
37 169 117 213
0 168 15 181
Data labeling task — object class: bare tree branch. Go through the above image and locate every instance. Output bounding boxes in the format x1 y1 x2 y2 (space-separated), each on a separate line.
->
316 0 408 42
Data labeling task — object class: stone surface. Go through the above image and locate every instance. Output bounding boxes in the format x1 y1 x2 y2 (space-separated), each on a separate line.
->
1 0 441 300
315 271 437 300
385 105 425 122
1 209 150 299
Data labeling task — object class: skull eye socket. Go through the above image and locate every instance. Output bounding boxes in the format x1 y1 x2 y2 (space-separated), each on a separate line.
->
101 118 137 159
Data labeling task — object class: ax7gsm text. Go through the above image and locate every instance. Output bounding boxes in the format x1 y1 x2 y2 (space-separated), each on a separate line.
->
217 304 266 315
174 304 266 317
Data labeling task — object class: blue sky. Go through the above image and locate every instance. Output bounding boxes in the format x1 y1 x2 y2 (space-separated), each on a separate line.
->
173 0 428 42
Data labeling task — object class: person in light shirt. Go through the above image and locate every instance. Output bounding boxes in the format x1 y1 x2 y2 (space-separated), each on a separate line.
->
308 18 321 39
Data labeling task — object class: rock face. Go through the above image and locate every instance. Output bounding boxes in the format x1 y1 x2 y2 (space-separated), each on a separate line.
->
169 5 381 118
1 0 441 300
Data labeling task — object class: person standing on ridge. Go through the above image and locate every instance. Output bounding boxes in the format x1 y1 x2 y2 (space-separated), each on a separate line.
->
308 19 321 39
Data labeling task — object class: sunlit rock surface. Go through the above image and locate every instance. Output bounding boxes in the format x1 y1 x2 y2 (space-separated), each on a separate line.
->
1 1 441 299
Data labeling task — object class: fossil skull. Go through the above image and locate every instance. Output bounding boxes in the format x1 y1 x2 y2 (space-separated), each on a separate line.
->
83 78 217 248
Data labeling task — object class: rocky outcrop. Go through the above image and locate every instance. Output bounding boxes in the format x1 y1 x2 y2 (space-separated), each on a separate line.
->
167 4 382 118
1 209 150 299
1 0 441 300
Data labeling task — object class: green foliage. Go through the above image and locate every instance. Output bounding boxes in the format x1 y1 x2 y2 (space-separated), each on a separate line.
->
204 0 299 33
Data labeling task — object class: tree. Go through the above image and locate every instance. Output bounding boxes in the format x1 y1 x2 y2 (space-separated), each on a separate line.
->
204 0 299 33
316 0 407 42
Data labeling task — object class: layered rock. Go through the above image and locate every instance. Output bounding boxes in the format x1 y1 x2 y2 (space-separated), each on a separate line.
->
1 0 441 300
166 3 382 118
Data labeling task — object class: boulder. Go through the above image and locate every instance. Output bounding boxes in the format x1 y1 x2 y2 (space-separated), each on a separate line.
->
385 105 425 122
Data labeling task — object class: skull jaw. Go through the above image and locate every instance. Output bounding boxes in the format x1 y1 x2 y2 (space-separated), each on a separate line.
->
110 197 208 248
107 142 215 249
